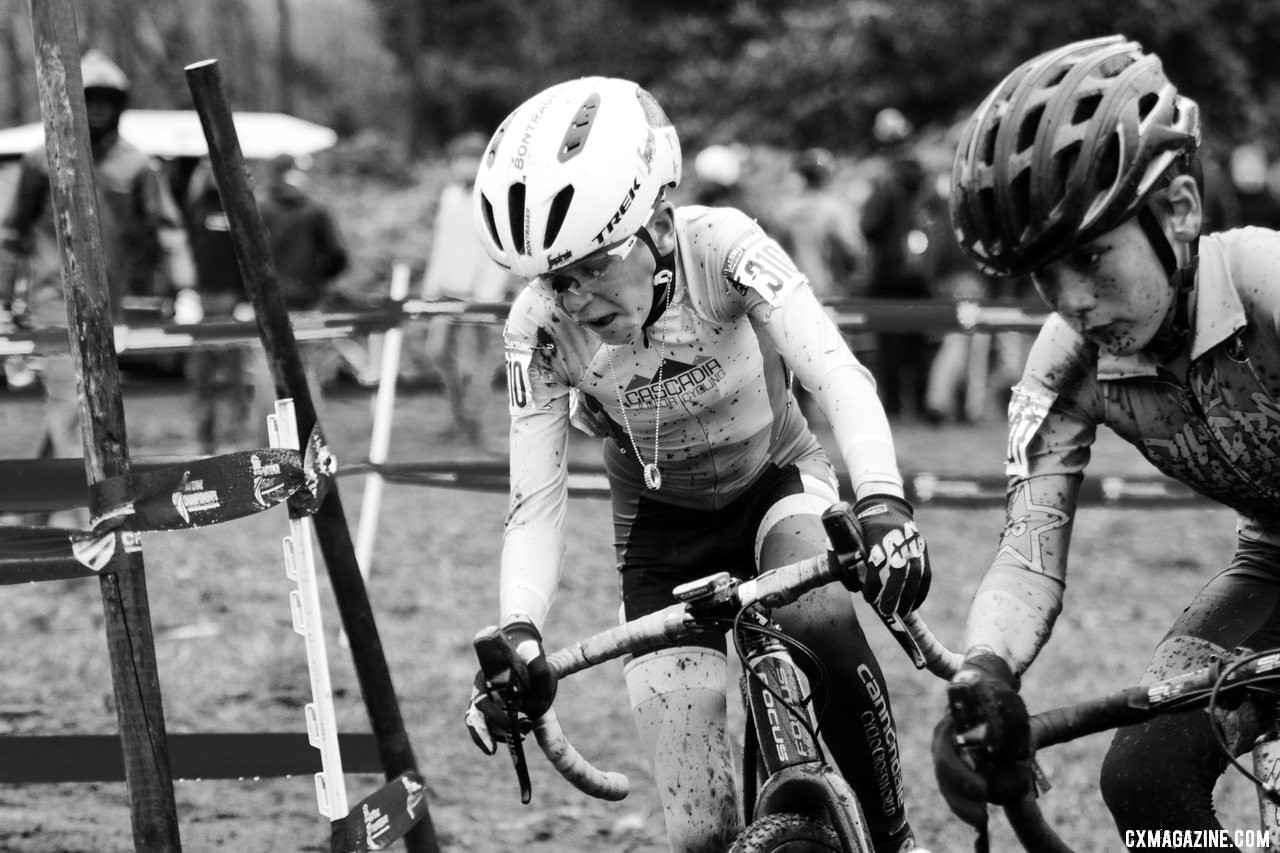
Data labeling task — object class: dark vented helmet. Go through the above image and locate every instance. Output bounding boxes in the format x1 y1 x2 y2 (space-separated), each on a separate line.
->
950 35 1200 277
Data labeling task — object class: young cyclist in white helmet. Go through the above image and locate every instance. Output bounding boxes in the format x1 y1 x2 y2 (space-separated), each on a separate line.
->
462 76 931 852
930 35 1280 846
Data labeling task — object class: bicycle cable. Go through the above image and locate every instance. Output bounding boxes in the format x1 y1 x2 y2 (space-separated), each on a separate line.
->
1207 649 1280 806
731 606 831 758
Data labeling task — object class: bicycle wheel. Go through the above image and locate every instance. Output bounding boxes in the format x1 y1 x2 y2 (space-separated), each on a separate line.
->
727 813 843 853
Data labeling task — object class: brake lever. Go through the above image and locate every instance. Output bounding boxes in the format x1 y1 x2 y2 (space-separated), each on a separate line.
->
474 627 536 803
503 706 533 804
948 680 1052 795
947 680 992 769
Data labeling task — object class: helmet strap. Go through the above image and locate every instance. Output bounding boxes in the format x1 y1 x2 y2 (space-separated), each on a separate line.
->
1137 205 1178 279
1136 204 1200 364
1149 256 1198 364
635 226 677 348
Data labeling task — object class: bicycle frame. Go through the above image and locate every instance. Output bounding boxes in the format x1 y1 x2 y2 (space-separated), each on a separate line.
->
736 607 875 853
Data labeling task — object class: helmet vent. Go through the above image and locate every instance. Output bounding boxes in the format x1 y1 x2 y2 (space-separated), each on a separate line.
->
480 194 502 250
1137 92 1159 121
980 123 999 167
1098 54 1134 79
1052 141 1082 206
544 185 575 248
1072 94 1102 125
486 120 509 167
1096 134 1121 192
559 93 601 163
976 187 999 251
507 182 527 255
1045 67 1070 88
1017 105 1044 153
1010 169 1031 234
636 87 673 129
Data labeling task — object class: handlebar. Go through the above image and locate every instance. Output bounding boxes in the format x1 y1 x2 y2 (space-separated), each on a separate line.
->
532 553 960 800
1000 651 1280 851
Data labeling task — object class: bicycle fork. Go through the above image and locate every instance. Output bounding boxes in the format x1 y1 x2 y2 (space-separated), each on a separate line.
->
739 614 875 853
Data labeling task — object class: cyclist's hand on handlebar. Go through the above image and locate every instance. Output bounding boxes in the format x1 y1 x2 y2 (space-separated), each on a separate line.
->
853 494 931 617
932 652 1033 822
464 621 558 755
503 620 558 719
931 714 990 829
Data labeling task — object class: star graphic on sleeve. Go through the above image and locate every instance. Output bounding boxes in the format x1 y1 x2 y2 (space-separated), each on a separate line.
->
996 483 1070 572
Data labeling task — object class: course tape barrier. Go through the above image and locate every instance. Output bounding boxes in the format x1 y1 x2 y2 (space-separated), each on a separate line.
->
0 733 382 783
331 770 429 853
339 460 1209 507
0 441 335 582
0 297 1049 357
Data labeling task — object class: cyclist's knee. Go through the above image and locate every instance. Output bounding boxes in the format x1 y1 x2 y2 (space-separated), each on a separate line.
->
1100 719 1218 830
754 490 829 571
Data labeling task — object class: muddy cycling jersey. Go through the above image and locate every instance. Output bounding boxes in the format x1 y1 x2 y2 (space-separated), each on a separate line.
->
505 204 849 508
996 227 1280 587
499 205 896 626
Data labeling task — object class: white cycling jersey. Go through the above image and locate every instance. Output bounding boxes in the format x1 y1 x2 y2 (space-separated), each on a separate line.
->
499 205 901 627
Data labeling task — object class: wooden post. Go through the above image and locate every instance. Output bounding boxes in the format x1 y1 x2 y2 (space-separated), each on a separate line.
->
184 59 440 853
26 1 181 851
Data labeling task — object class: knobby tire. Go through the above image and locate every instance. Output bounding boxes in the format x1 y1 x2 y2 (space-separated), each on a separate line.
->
727 813 844 853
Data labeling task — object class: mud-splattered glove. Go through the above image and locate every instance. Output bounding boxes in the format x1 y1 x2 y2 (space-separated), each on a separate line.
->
853 494 931 617
464 621 557 755
932 652 1034 828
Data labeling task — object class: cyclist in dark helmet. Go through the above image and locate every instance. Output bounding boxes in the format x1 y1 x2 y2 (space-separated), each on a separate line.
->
931 35 1280 847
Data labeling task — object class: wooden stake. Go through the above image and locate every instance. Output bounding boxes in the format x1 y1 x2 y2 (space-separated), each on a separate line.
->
184 58 440 853
26 0 180 849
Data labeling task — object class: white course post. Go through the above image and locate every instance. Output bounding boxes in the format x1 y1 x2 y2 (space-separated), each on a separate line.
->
269 397 349 821
355 261 412 581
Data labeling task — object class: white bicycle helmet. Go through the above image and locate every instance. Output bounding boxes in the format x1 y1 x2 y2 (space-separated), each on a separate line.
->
473 77 681 279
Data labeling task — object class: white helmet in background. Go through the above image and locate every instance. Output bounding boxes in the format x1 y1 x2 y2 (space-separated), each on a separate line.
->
473 77 681 279
694 144 741 187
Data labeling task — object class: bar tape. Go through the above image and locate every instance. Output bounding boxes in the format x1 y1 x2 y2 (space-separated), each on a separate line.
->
0 297 1048 356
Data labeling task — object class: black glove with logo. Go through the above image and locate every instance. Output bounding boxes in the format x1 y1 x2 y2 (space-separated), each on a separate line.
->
932 652 1034 828
853 494 931 617
464 620 558 755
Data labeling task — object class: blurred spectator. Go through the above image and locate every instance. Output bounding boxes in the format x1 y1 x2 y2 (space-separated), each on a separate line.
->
259 153 349 312
859 108 936 418
691 144 753 213
0 48 197 465
258 152 349 415
1198 147 1241 234
773 148 865 301
421 132 519 452
184 158 275 453
1230 143 1280 229
774 147 870 423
